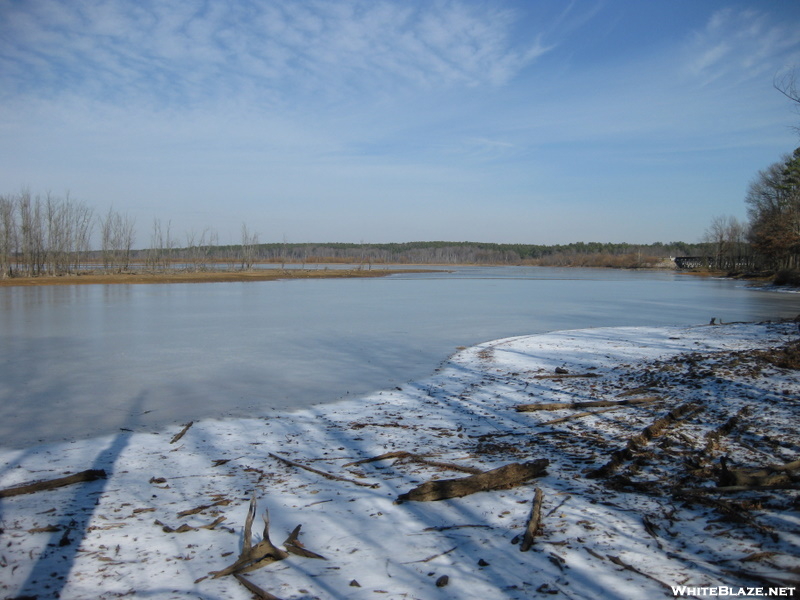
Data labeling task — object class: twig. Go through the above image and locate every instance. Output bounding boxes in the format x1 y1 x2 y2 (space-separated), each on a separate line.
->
233 573 285 600
170 421 194 444
269 453 377 488
516 396 660 413
405 546 458 564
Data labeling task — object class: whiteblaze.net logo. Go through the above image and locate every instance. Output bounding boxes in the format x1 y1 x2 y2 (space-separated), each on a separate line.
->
671 586 796 597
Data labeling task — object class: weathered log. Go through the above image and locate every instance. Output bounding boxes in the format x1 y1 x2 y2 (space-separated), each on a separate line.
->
0 469 106 498
520 487 544 552
719 456 800 487
396 459 549 503
269 453 377 488
516 396 659 413
170 421 194 444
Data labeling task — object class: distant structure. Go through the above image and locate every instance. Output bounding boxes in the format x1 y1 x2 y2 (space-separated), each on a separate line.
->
673 256 712 269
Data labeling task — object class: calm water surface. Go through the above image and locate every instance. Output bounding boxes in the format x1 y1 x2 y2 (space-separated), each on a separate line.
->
1 266 798 448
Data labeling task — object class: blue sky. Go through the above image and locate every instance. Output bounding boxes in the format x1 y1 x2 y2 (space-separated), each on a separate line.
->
1 1 799 246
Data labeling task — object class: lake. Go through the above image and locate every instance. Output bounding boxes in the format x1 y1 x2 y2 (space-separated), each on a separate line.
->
1 266 797 448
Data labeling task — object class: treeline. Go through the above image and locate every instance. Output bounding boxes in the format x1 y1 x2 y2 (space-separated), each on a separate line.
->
702 146 800 275
204 240 706 267
0 188 713 279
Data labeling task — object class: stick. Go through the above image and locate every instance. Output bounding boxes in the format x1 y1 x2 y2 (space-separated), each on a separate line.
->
396 459 549 503
233 573 285 600
516 396 660 413
345 451 482 475
520 488 544 552
170 421 193 444
0 469 106 498
533 373 601 379
269 453 377 488
541 406 628 425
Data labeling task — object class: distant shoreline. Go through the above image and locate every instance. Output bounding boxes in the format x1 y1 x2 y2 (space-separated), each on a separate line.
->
0 268 433 287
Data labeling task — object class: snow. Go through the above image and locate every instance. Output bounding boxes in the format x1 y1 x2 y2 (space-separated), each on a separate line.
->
1 321 799 600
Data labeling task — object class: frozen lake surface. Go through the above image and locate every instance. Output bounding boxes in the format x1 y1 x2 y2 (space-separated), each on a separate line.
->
1 266 797 448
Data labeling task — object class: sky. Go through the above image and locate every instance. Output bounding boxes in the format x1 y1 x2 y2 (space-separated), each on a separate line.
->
1 1 800 246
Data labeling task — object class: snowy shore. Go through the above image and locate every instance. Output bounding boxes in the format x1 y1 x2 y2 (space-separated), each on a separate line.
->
1 321 798 600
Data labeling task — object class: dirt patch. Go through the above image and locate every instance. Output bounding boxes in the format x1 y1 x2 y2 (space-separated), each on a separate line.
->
0 268 431 287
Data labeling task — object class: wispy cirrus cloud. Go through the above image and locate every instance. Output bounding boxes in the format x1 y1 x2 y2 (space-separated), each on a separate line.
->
0 0 549 109
684 7 800 85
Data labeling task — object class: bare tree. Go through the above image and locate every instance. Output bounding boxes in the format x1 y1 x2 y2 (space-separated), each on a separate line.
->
101 207 136 272
240 223 259 270
0 195 16 278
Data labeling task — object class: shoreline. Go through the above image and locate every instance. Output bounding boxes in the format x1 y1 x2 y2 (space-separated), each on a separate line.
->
0 267 433 287
1 321 798 598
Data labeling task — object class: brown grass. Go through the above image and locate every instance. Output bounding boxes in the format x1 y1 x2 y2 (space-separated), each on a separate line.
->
0 268 430 287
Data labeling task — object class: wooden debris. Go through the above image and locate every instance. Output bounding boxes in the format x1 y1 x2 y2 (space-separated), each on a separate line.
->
681 483 800 494
170 421 194 444
516 396 660 413
520 487 544 552
719 457 800 488
344 451 482 475
0 469 106 498
283 525 326 560
177 499 231 518
405 546 458 564
532 372 600 379
396 459 549 503
269 453 377 488
212 496 288 579
587 401 702 479
233 573 284 600
541 406 628 426
606 554 673 591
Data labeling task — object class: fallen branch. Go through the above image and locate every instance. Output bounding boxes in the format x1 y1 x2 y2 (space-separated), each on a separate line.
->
396 459 549 503
211 496 289 579
680 483 800 494
170 421 194 444
719 457 800 488
540 406 628 426
533 373 600 379
177 499 231 518
269 453 377 488
606 554 673 591
520 487 544 552
344 451 482 475
0 469 106 498
233 573 284 600
587 401 701 479
516 396 659 413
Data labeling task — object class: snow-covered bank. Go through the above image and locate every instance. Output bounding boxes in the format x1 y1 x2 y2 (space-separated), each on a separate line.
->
1 322 799 599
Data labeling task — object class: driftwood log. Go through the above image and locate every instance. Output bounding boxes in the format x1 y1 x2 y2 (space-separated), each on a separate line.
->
396 459 549 503
520 487 544 552
515 396 660 413
719 457 800 488
0 469 106 499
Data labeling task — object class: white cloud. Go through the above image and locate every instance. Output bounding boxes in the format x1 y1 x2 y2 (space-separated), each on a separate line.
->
0 0 548 110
